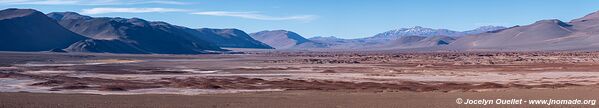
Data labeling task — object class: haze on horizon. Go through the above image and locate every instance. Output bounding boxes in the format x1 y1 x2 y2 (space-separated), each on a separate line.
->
1 0 598 39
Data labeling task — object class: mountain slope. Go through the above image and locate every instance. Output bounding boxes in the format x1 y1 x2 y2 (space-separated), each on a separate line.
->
443 10 599 51
412 36 456 46
65 39 148 54
369 26 506 39
377 36 455 49
366 26 505 42
187 28 273 49
449 19 576 50
462 26 507 35
47 12 121 40
48 12 223 54
250 30 327 49
570 10 599 34
0 9 87 52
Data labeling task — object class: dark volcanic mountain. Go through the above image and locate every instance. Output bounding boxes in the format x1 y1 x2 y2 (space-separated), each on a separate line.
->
0 9 87 51
48 12 224 54
187 28 273 49
250 30 327 49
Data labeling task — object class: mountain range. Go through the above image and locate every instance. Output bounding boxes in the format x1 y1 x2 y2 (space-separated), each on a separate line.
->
49 12 224 54
0 8 273 54
2 8 599 53
47 12 273 54
301 26 503 50
370 26 506 38
250 30 328 49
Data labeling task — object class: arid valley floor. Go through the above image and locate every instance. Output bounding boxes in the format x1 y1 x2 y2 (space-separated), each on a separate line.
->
1 51 599 108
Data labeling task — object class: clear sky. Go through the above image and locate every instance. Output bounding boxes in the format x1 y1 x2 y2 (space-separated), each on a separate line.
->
1 0 599 39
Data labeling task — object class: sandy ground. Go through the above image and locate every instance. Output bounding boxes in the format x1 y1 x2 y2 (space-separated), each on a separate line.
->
1 87 598 108
1 51 599 107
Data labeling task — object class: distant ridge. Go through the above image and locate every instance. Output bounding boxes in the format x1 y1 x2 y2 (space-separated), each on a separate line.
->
191 28 273 49
250 26 505 50
3 8 599 53
250 30 328 49
370 26 506 39
298 26 502 50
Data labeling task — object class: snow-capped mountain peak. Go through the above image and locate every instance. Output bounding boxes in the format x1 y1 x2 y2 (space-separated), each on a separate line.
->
371 26 506 39
373 26 461 38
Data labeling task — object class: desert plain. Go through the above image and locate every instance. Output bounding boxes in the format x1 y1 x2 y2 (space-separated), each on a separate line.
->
1 51 599 108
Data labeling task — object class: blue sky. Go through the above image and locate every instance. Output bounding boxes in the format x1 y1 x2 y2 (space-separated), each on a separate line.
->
1 0 599 39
